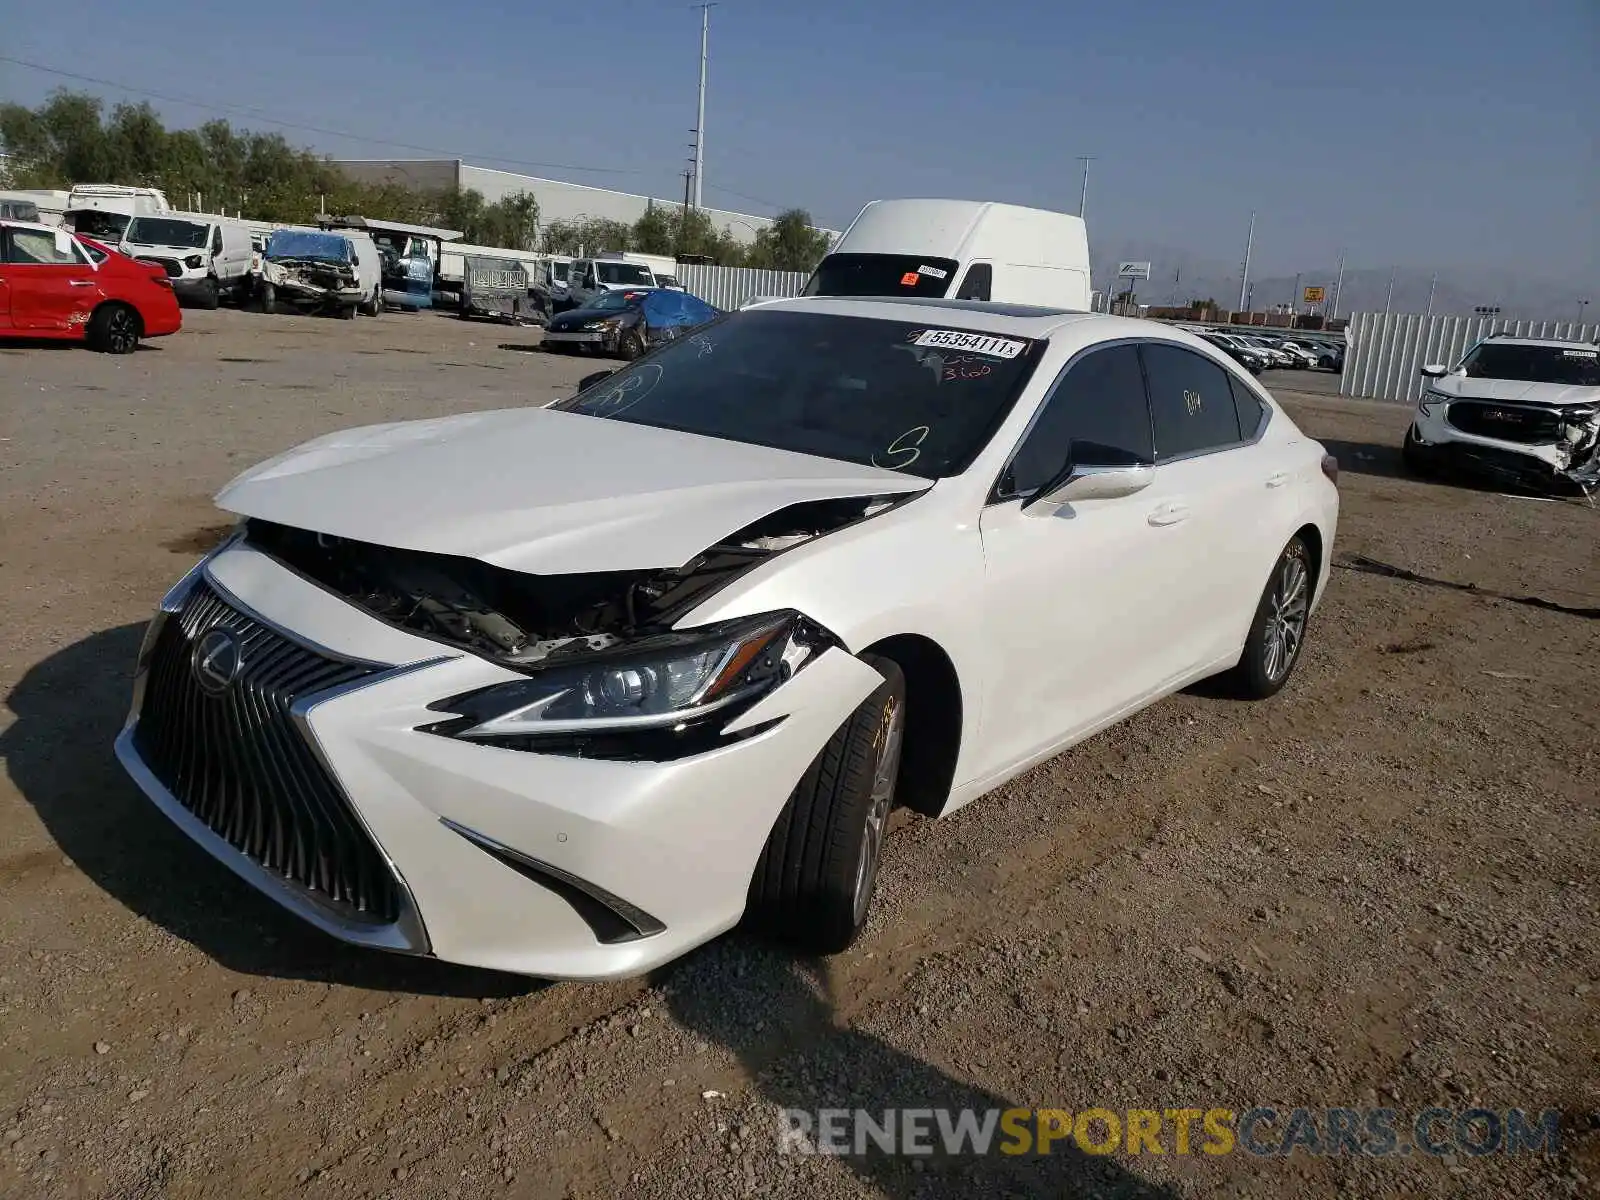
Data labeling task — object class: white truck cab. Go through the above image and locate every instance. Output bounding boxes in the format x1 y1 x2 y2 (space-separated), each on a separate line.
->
563 254 658 309
62 184 173 246
119 212 254 308
802 198 1091 310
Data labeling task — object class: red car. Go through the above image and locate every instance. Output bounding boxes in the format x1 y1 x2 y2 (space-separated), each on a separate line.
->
0 220 182 353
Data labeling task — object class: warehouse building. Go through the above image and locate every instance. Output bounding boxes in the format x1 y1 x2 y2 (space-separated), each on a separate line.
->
328 159 818 245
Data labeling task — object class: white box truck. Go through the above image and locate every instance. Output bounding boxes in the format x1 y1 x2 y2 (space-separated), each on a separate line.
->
801 199 1091 310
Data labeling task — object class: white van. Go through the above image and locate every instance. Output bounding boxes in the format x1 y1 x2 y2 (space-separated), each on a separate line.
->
802 199 1091 310
260 228 383 317
563 255 658 309
120 212 254 308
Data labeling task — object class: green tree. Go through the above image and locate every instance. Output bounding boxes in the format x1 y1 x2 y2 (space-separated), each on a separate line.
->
480 190 540 251
631 203 676 255
746 208 832 272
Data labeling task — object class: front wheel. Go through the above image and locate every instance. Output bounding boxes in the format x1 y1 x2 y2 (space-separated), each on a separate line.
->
616 327 646 360
1401 425 1434 475
1222 537 1313 700
749 656 906 953
260 282 276 314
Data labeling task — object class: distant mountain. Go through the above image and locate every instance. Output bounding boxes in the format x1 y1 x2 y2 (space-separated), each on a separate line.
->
1091 242 1590 322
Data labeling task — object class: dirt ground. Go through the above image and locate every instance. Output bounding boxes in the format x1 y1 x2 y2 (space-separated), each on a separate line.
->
1 309 1595 1200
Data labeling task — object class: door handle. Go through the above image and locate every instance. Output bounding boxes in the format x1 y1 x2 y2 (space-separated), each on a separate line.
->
1147 502 1191 527
68 280 97 288
1265 470 1290 488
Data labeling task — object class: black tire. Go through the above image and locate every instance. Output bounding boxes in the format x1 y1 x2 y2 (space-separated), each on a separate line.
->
749 656 906 953
86 303 141 354
261 283 276 315
616 327 646 361
1221 537 1313 700
196 276 220 310
364 289 382 317
339 302 357 320
1401 424 1433 475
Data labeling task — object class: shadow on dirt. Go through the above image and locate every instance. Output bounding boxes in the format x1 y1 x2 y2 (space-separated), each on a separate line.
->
1 623 536 999
654 944 1181 1199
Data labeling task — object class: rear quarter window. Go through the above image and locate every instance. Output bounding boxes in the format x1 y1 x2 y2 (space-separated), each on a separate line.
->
1140 343 1245 460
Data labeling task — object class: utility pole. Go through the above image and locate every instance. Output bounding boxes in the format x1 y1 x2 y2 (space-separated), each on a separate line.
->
1330 253 1346 320
692 4 714 210
1237 210 1255 312
1075 156 1094 219
1424 274 1438 319
1291 272 1301 317
1383 266 1396 315
1579 298 1590 326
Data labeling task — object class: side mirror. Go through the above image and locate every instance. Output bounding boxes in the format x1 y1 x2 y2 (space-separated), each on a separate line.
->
577 369 617 392
1419 363 1448 378
1026 463 1154 512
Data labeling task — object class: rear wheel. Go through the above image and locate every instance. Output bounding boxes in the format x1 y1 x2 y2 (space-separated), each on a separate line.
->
1222 537 1313 700
86 303 141 354
749 656 906 953
196 276 220 310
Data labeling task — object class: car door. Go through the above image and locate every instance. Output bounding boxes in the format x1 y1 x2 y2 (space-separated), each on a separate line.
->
976 342 1180 773
1137 341 1282 670
2 227 101 331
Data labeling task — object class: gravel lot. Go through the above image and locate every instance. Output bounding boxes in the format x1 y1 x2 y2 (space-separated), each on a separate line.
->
1 310 1595 1200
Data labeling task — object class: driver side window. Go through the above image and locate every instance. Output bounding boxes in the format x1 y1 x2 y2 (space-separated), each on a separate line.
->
999 344 1153 499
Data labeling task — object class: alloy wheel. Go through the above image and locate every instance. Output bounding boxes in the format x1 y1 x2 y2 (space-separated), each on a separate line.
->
107 309 138 354
851 696 905 924
1263 553 1309 683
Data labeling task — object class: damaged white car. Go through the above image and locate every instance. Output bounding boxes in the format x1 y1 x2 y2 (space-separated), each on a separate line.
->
1405 334 1600 493
117 297 1339 979
259 229 382 318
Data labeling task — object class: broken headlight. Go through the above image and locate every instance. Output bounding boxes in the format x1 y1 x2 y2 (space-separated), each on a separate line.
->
426 610 834 742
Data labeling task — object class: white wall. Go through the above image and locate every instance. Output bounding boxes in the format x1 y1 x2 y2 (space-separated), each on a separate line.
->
327 158 795 246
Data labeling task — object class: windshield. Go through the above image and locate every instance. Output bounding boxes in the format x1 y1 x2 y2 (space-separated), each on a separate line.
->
583 289 649 312
1460 343 1600 386
803 253 961 298
124 217 210 248
70 210 130 240
266 230 352 262
553 309 1042 479
550 261 570 283
596 261 653 285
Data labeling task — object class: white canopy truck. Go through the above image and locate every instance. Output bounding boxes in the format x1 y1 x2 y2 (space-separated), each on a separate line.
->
62 184 173 245
802 199 1091 310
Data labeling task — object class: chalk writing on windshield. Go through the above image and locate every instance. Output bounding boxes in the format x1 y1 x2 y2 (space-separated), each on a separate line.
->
872 425 930 471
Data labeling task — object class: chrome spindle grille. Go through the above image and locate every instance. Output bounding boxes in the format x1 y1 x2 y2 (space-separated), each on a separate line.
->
132 580 400 923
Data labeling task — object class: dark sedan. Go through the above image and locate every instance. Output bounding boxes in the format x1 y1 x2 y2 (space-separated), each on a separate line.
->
541 288 720 359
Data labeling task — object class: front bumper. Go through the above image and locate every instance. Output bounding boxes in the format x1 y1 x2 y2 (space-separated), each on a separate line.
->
1411 399 1598 491
115 542 882 979
543 328 611 346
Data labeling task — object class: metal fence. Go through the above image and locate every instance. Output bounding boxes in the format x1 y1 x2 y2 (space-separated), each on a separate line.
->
675 263 808 311
1341 313 1598 404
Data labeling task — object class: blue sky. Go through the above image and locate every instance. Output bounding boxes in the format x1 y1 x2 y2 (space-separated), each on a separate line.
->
3 0 1595 283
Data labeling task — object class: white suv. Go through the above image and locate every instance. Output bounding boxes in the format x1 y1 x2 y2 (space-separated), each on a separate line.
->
1404 334 1600 492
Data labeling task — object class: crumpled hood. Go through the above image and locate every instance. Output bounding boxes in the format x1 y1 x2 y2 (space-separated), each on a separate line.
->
216 407 928 574
1431 377 1599 407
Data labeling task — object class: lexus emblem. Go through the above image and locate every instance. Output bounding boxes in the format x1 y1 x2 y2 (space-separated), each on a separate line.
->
192 627 243 695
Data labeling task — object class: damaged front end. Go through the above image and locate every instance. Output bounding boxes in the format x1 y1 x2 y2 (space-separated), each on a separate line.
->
262 257 361 309
1427 398 1600 494
241 493 905 758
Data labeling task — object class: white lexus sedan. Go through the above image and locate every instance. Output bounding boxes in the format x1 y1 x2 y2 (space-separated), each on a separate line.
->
117 297 1339 980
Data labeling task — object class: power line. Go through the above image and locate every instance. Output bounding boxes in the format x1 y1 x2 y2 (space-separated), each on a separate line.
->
0 53 643 178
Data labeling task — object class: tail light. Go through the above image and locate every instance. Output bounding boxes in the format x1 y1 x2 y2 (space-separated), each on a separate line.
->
1320 453 1339 484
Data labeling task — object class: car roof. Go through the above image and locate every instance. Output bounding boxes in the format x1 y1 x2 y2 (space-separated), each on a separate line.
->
0 218 68 235
739 294 1106 339
1477 335 1598 352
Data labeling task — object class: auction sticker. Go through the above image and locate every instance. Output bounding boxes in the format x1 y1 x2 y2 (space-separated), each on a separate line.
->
912 329 1028 358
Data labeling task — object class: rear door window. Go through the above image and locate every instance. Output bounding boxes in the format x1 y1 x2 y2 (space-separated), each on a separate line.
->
1140 343 1245 460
